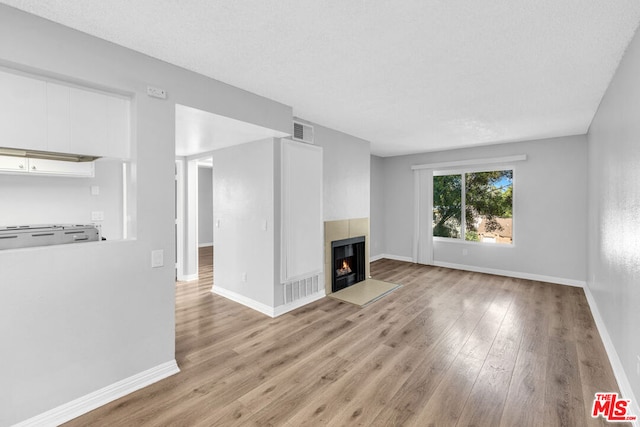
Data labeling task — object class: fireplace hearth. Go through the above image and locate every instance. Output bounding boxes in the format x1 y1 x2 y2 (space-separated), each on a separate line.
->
331 236 366 293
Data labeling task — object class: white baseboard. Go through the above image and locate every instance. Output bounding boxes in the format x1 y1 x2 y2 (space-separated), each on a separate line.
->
385 254 414 263
198 242 213 248
583 285 640 427
432 261 586 288
372 254 414 263
370 254 385 262
274 290 325 317
211 286 276 317
371 255 586 288
212 286 325 318
177 273 198 282
14 360 180 427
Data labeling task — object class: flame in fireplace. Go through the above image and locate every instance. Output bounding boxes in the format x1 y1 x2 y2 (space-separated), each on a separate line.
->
336 259 352 277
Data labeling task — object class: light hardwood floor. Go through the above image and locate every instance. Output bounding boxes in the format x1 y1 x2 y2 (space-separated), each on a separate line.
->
64 247 627 426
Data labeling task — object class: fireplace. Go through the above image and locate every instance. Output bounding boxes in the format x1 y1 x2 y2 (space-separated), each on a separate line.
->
331 236 366 293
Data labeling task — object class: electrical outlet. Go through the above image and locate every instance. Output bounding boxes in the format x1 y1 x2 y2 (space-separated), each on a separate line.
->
91 211 104 221
90 185 100 196
147 86 167 99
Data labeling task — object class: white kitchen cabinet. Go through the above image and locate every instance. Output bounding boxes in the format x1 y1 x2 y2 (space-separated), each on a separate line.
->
69 87 130 159
0 68 130 159
0 70 47 151
0 155 27 172
69 88 109 157
28 158 94 177
46 82 71 153
105 95 131 159
0 155 94 177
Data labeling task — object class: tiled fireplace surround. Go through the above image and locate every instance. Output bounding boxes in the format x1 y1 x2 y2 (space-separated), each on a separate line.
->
324 218 371 295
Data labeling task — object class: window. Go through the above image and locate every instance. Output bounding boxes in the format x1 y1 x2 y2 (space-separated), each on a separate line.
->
433 169 513 244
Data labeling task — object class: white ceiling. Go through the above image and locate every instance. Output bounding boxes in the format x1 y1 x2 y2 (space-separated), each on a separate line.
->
175 104 288 157
4 1 640 157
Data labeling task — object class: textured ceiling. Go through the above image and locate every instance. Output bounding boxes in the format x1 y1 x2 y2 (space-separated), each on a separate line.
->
3 1 640 156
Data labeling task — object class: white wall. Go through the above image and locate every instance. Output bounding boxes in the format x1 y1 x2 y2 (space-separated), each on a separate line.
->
179 159 199 280
381 136 588 283
0 159 123 240
370 155 386 258
309 122 371 221
198 166 213 246
212 139 275 308
211 138 326 312
587 24 640 408
0 5 291 426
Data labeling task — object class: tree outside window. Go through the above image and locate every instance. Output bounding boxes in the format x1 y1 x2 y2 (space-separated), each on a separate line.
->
433 169 513 244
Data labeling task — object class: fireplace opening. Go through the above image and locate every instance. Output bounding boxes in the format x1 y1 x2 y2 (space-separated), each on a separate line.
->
331 236 365 293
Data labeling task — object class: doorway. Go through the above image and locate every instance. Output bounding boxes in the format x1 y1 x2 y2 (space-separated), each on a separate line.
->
174 103 289 285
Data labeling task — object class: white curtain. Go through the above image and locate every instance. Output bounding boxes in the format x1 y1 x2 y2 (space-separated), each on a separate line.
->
413 169 433 265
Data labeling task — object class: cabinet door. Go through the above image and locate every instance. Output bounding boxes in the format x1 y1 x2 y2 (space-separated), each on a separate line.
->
105 95 130 159
281 139 323 281
0 70 47 150
28 158 94 177
46 82 71 153
69 87 109 157
0 155 28 172
70 87 130 159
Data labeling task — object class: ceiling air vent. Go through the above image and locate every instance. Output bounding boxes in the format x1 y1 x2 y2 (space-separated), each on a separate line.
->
293 121 314 144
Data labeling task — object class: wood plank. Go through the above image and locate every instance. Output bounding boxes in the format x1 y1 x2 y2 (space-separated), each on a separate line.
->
500 349 547 427
253 344 397 426
543 337 587 427
409 352 485 426
316 346 425 426
455 292 523 426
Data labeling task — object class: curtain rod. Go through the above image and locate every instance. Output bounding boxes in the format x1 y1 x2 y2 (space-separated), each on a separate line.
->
411 154 527 171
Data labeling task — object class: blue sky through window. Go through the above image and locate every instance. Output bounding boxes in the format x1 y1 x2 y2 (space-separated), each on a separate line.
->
493 175 512 191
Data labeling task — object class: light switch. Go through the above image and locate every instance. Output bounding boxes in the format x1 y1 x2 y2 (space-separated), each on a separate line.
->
262 220 268 231
90 185 100 196
151 250 164 268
